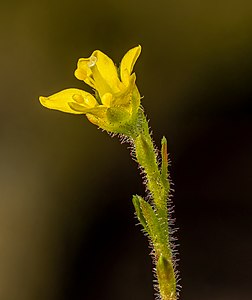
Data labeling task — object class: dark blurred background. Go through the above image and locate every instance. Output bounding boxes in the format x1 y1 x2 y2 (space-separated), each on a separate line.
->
1 0 251 299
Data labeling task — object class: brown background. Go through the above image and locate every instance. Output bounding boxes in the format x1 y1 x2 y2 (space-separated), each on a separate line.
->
0 0 251 299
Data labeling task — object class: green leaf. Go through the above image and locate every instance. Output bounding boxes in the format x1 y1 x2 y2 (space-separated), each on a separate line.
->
132 195 149 234
161 136 170 191
161 136 168 179
133 195 165 248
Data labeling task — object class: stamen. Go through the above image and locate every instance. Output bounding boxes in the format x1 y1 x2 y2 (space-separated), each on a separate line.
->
87 56 97 68
73 93 97 108
84 95 97 107
102 93 113 107
72 94 84 103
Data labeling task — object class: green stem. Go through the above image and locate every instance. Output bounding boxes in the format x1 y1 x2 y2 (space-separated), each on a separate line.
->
129 110 177 300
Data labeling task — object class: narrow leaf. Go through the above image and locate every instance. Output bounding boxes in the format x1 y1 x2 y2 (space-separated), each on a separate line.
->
132 195 149 234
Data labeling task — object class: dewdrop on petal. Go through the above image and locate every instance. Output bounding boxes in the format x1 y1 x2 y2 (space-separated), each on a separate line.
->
87 56 97 68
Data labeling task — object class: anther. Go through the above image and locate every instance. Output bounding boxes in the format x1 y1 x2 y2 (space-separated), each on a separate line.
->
72 94 84 103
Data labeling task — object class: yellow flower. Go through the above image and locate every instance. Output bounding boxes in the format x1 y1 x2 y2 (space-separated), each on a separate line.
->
39 46 141 133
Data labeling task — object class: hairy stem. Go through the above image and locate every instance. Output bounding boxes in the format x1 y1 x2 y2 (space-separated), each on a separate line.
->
129 110 177 300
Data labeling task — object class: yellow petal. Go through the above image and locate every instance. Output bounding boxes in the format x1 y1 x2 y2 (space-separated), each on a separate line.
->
75 50 121 96
111 73 136 108
74 58 95 88
120 45 141 85
92 50 121 93
39 88 97 114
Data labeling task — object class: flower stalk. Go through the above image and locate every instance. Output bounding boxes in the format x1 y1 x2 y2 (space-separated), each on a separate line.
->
39 46 178 299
